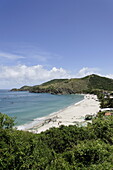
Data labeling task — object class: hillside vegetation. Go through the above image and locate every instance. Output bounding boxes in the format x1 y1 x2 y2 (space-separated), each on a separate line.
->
11 74 113 94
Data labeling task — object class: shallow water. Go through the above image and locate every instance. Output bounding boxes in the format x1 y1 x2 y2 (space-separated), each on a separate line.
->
0 90 84 126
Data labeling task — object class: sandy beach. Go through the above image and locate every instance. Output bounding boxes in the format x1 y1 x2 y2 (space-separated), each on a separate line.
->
22 94 100 134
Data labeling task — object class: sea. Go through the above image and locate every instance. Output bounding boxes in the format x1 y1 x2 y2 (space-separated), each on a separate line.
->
0 89 84 127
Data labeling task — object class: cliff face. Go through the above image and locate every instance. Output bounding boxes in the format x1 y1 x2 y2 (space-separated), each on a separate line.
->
11 74 113 94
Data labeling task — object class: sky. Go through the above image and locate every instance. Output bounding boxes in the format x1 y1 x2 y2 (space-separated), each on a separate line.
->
0 0 113 88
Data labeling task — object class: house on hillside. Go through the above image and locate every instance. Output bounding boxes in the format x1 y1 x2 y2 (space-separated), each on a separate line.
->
105 112 113 116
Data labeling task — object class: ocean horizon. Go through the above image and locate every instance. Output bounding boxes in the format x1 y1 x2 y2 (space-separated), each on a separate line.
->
0 89 84 126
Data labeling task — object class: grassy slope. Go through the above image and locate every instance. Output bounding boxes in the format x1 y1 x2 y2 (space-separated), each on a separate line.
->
11 74 113 94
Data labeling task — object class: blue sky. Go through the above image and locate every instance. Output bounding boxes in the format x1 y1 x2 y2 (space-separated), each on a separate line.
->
0 0 113 88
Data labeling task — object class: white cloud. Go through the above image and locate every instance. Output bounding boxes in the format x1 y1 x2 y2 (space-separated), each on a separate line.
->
105 74 113 79
0 52 25 60
0 65 70 88
75 67 100 78
75 67 113 80
0 65 113 89
34 55 47 62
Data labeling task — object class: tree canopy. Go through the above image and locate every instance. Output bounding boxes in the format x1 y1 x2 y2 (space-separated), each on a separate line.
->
1 112 113 169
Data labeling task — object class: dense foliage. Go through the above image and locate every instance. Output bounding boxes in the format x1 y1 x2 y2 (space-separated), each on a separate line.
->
1 112 113 169
85 74 113 91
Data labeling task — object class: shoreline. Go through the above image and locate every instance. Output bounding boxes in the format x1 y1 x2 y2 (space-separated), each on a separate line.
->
16 94 100 133
16 95 84 131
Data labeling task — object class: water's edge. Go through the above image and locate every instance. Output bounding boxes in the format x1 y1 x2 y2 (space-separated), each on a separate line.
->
16 96 85 130
0 90 84 128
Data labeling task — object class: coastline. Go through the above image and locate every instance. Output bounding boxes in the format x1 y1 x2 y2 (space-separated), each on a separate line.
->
16 94 84 131
17 94 100 133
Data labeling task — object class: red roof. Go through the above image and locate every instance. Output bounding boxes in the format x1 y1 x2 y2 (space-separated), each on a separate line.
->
105 112 112 116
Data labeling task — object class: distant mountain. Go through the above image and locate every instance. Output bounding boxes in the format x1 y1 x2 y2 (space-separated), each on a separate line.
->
11 74 113 94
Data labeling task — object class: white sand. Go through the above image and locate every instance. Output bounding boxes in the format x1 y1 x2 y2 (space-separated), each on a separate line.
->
25 94 100 134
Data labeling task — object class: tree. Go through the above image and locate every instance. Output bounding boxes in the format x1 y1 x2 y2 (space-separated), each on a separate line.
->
0 112 15 129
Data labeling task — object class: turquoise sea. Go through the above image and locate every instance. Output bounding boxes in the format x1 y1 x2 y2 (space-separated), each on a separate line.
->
0 90 84 126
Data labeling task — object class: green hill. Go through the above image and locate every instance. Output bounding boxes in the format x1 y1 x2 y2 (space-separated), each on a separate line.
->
11 74 113 94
